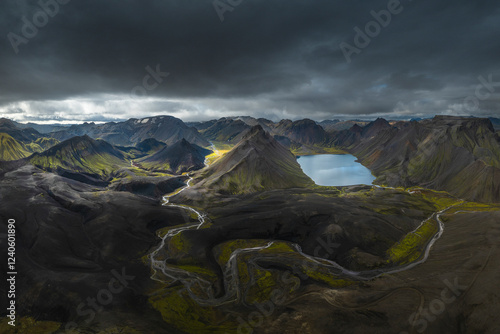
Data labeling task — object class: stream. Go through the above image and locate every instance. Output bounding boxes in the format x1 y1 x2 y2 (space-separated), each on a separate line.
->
148 150 459 305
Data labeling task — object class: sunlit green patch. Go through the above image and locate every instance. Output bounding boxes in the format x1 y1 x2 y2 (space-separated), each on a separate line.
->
386 218 439 265
413 188 464 211
209 142 235 151
204 149 230 165
0 133 30 161
445 201 500 214
293 146 347 156
29 148 127 179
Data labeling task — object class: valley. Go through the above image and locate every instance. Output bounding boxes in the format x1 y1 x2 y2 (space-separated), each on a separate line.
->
1 115 500 333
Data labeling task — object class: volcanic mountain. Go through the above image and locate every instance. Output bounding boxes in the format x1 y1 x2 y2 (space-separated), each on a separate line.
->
0 133 31 161
50 115 208 147
273 119 328 145
137 138 211 174
191 125 314 194
335 116 500 202
0 118 42 143
191 116 276 144
135 138 167 154
116 138 167 159
198 118 251 143
29 135 128 181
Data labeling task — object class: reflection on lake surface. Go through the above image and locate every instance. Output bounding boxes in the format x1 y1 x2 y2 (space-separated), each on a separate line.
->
297 154 375 186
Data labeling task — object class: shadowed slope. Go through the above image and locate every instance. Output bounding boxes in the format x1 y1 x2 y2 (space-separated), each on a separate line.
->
49 116 208 147
335 116 500 202
193 125 314 194
29 135 128 180
138 139 211 174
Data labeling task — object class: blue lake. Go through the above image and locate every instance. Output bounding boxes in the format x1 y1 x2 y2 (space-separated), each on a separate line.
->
297 154 375 186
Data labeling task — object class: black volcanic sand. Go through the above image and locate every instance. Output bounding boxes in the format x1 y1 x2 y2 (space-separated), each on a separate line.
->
1 166 500 333
172 186 436 272
0 165 191 333
253 210 500 334
110 175 188 198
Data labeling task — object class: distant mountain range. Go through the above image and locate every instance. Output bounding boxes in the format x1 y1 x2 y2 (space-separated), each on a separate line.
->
0 118 42 143
50 116 208 147
1 114 499 202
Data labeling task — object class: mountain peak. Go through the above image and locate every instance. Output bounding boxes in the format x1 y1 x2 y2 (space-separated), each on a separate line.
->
138 138 211 174
0 118 17 129
362 118 391 137
28 136 127 181
243 125 268 139
192 128 314 194
350 124 363 133
373 118 390 126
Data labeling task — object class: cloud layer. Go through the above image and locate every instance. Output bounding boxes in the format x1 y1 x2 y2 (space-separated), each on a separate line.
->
1 0 499 122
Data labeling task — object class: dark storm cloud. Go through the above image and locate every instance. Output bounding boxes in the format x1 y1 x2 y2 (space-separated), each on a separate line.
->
0 0 499 122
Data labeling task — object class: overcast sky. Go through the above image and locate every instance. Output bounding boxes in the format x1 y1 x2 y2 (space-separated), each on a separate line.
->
0 0 499 123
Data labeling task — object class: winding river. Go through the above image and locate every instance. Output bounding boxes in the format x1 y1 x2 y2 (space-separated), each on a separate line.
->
148 148 459 305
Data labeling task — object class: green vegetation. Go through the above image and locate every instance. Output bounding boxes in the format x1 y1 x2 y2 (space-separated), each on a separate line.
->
442 201 500 218
415 188 464 211
169 232 192 255
293 145 347 156
197 127 316 194
30 152 125 178
95 327 142 334
0 133 30 161
29 137 128 179
0 133 60 161
0 317 60 333
31 137 60 151
303 269 354 288
213 239 354 305
210 153 314 194
214 239 286 265
246 268 280 303
204 149 229 165
386 218 439 265
209 142 235 151
149 287 237 334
